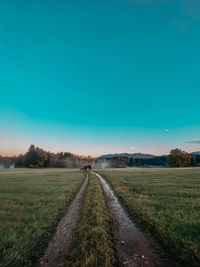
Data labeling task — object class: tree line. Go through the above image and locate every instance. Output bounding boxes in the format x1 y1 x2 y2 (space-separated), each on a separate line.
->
167 149 200 167
105 149 200 168
0 145 200 168
14 145 101 168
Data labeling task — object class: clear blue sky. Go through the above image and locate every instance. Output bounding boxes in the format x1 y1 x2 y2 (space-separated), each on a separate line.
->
0 0 200 156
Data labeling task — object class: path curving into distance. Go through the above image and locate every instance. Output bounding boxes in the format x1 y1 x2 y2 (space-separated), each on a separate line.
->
37 173 89 267
93 171 167 267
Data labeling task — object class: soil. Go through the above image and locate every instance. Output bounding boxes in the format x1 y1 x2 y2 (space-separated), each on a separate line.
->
36 173 89 267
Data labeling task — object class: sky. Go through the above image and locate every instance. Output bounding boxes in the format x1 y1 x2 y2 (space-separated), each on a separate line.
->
0 0 200 156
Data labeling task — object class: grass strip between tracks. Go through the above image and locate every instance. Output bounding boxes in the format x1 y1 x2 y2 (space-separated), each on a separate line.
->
65 172 119 267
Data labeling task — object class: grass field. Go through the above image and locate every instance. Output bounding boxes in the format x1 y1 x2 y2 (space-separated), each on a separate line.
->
0 168 84 267
65 172 119 267
97 168 200 266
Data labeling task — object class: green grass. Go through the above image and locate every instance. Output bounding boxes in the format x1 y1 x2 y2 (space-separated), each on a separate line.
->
0 168 84 267
65 172 119 267
96 168 200 267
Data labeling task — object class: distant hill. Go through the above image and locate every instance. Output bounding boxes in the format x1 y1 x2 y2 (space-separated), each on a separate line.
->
192 151 200 155
100 151 200 160
100 153 155 159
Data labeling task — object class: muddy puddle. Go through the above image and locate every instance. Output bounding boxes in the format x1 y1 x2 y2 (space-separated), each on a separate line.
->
93 172 167 267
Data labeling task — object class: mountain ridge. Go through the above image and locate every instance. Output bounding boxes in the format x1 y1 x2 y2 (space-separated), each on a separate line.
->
100 151 200 159
99 153 155 159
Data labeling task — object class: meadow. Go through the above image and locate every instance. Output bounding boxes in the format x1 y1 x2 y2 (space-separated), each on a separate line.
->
97 168 200 266
0 168 84 267
1 167 200 267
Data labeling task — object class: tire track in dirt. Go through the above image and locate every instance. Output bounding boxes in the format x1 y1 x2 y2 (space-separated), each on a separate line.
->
36 173 89 267
93 171 167 267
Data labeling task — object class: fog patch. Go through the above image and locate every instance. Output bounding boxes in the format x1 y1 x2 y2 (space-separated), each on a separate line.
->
0 163 14 169
0 164 4 169
100 160 110 168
